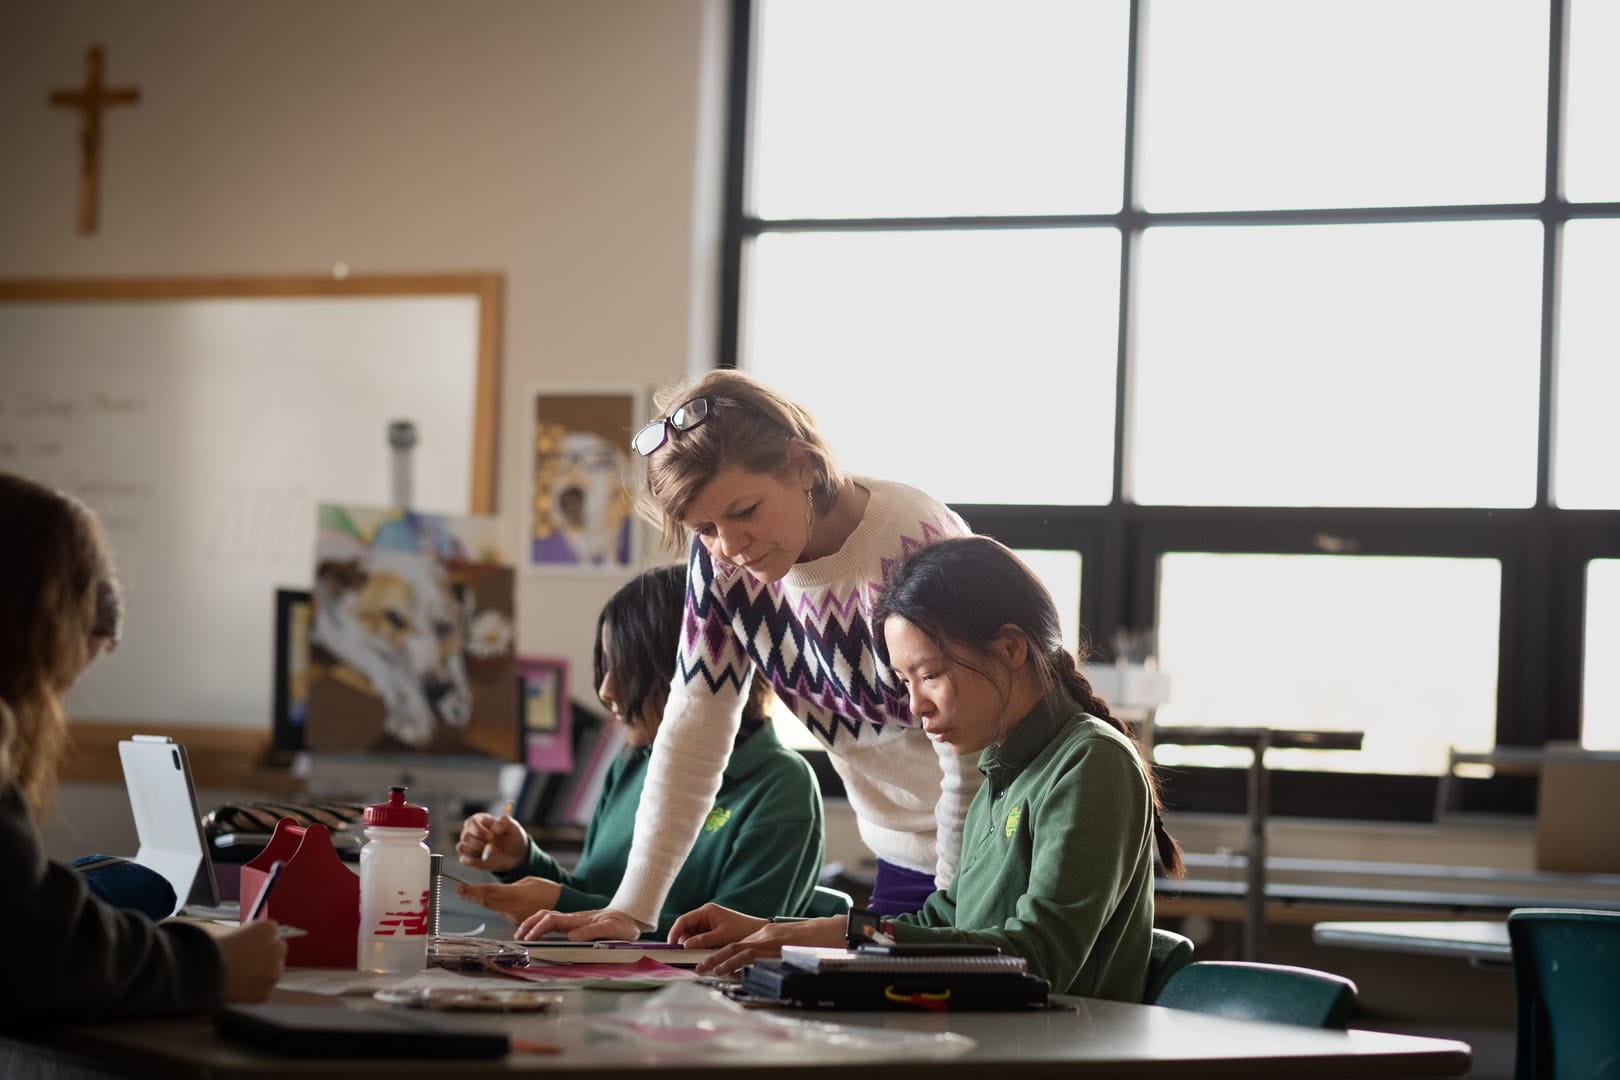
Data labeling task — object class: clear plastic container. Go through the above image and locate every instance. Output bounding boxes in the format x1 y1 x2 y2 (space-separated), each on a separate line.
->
357 786 430 974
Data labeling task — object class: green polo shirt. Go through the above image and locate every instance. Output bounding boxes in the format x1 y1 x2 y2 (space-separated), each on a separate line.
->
892 691 1156 1001
501 724 823 938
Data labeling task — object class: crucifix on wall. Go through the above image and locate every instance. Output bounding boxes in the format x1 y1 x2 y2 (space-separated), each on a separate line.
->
49 46 140 235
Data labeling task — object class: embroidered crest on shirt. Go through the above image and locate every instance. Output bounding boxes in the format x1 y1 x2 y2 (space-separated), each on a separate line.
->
1004 804 1022 838
703 807 732 833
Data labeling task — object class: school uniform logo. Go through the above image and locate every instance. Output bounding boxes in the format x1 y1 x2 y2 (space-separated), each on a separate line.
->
1004 804 1022 838
703 806 733 833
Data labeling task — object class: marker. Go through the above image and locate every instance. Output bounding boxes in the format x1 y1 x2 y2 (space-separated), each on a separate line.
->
245 859 284 923
480 801 513 863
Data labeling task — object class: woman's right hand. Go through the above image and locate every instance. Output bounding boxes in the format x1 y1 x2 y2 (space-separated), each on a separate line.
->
455 812 527 872
215 921 286 1003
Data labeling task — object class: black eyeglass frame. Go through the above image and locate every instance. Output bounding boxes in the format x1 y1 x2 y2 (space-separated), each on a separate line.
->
631 395 747 457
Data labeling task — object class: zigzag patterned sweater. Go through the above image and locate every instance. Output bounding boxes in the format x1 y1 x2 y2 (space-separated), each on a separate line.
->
609 477 983 927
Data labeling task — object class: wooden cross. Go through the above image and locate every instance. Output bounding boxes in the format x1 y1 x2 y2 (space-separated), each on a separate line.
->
49 46 141 235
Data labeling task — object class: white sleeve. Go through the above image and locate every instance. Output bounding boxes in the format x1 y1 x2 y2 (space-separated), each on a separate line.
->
606 546 752 927
930 737 984 888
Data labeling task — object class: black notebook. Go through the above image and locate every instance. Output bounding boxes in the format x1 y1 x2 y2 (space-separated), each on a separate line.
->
215 1004 510 1059
742 958 1050 1011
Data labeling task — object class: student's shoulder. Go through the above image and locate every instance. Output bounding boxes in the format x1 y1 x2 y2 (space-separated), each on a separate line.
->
1049 713 1146 777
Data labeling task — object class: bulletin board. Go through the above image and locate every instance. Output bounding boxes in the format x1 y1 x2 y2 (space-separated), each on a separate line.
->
0 273 502 731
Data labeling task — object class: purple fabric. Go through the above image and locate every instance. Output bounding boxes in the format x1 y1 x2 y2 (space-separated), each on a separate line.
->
867 859 936 916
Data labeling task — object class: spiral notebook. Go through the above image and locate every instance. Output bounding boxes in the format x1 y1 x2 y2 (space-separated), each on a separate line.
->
780 946 1027 974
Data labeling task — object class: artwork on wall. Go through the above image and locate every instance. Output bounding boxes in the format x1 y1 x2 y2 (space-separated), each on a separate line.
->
517 656 573 773
528 386 642 571
305 504 517 759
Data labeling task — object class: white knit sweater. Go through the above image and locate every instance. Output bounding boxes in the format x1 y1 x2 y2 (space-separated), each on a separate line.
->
608 477 981 927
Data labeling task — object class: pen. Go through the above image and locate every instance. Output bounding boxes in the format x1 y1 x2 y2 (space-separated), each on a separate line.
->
246 860 284 923
480 800 513 863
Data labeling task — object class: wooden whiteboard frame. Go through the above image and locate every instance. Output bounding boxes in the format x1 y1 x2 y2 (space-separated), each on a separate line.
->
2 273 503 784
0 272 502 513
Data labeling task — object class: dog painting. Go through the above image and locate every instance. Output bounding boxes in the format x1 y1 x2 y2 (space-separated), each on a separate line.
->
529 388 640 570
305 504 517 758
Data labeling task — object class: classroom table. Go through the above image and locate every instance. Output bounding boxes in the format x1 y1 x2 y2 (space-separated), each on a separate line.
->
1312 919 1512 967
0 979 1471 1079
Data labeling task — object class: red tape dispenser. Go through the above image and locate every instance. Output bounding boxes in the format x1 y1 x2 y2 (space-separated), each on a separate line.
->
240 818 359 968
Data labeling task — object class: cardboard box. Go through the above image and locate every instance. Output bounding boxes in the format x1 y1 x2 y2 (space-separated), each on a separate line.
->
1535 753 1620 874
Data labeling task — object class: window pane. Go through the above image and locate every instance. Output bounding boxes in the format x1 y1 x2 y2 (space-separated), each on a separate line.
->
743 229 1119 505
1566 0 1620 201
1011 548 1083 655
1554 220 1620 509
1138 0 1547 211
1584 560 1620 750
751 0 1128 218
1153 554 1500 774
1132 221 1543 507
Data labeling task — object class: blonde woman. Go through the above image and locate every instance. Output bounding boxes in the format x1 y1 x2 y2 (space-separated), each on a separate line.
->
522 370 981 943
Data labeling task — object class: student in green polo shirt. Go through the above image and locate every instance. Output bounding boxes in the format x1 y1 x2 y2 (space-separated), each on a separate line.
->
454 565 823 939
671 536 1184 1001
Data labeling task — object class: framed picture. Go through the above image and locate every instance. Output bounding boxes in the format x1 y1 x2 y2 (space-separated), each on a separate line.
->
528 386 643 571
305 503 518 760
517 656 573 773
271 588 312 753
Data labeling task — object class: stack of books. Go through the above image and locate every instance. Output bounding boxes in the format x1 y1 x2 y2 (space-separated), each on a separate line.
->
740 944 1050 1011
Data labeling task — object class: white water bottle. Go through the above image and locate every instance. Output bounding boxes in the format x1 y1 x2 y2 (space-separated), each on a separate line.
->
357 786 431 974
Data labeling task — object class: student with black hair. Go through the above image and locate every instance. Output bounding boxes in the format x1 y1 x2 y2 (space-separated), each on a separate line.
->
455 565 823 938
671 536 1183 1001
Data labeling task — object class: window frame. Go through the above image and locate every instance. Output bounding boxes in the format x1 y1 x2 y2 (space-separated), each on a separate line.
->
718 0 1620 818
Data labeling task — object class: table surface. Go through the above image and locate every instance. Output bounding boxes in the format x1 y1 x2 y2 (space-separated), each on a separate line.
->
1312 919 1512 963
0 978 1472 1080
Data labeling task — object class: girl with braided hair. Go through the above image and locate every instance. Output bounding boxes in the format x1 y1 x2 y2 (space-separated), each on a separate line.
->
673 535 1183 1002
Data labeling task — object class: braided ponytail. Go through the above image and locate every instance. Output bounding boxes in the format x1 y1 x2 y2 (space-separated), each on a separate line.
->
1051 649 1184 878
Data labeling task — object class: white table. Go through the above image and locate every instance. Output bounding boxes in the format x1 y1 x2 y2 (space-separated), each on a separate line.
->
1312 919 1511 967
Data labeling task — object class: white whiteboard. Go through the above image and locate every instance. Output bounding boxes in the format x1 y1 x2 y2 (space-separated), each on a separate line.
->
0 276 500 729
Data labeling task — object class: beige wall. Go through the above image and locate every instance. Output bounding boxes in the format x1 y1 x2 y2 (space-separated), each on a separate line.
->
0 0 726 690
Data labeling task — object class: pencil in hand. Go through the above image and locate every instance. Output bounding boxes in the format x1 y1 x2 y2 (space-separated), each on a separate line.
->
481 800 514 863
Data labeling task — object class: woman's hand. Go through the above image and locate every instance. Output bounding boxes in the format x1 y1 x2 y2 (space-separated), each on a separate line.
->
669 905 846 976
455 812 528 872
215 920 287 1003
455 877 562 925
514 907 645 942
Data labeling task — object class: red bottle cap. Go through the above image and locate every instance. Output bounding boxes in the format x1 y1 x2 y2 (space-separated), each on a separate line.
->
363 786 429 828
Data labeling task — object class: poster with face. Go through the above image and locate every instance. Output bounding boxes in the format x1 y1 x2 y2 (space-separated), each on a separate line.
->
305 504 517 758
529 387 641 571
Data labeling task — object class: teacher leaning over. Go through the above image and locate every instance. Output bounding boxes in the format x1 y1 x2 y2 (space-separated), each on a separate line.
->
519 369 978 941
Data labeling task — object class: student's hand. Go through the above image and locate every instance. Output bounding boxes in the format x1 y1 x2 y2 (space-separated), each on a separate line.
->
455 877 562 924
515 907 644 942
455 812 527 872
216 920 287 1003
672 908 846 977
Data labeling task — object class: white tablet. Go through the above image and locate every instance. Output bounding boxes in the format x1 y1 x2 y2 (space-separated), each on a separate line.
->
117 735 220 915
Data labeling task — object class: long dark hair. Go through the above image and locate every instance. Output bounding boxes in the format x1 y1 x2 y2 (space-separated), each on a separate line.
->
874 535 1184 878
0 473 123 813
593 564 771 734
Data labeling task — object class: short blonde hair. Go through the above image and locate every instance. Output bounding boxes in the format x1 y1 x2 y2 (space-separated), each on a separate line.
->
640 369 846 549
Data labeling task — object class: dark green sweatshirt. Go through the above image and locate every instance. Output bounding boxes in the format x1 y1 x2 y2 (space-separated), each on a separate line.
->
501 725 823 938
892 691 1155 1001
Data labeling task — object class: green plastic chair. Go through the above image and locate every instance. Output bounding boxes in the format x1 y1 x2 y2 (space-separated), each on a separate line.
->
1507 907 1620 1080
1144 927 1195 1003
1154 960 1357 1029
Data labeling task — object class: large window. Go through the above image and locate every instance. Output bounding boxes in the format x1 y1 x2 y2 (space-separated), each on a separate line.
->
725 0 1620 813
